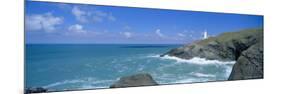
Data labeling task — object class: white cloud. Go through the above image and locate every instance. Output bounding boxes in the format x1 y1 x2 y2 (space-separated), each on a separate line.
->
94 10 107 17
72 6 88 23
183 30 189 33
92 10 116 23
56 3 72 10
177 33 186 37
108 13 116 21
92 16 103 23
25 13 63 32
120 32 132 38
71 6 116 23
155 29 164 38
124 25 131 30
68 24 87 33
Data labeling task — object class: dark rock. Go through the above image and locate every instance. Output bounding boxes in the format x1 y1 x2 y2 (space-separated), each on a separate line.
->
162 28 263 80
159 54 166 57
110 73 158 88
228 41 263 80
25 87 48 94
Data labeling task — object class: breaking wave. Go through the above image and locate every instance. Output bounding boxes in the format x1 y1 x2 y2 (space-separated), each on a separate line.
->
190 72 216 78
147 54 235 84
153 55 236 65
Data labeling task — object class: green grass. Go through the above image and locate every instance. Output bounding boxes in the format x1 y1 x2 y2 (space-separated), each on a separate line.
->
196 28 263 46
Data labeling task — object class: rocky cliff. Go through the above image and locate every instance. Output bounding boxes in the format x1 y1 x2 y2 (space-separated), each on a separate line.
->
162 28 263 80
110 73 158 88
228 41 263 80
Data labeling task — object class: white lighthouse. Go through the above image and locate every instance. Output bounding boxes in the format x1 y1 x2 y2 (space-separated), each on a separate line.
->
203 30 208 39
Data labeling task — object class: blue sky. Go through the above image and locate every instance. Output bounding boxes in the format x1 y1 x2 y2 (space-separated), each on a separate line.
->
25 1 263 44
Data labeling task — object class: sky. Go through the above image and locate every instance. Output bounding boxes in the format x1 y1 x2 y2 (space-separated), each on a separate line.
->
25 1 263 44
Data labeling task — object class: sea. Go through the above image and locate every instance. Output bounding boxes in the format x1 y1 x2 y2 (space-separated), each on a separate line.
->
25 44 235 91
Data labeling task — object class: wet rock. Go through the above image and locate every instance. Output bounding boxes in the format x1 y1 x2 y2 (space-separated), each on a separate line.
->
25 87 48 94
110 73 158 88
228 41 263 80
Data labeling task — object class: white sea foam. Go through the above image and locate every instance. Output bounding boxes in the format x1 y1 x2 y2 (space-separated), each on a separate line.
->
79 85 107 90
148 54 235 85
159 55 236 65
44 79 85 88
146 54 161 58
79 79 115 89
43 78 115 89
190 72 216 78
173 78 202 83
225 65 234 77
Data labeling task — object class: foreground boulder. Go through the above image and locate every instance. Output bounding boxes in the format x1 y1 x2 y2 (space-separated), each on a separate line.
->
228 41 263 80
162 28 263 80
25 87 48 94
110 73 158 88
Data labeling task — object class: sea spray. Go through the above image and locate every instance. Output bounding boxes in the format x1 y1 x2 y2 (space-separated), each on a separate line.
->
160 55 236 65
147 54 236 84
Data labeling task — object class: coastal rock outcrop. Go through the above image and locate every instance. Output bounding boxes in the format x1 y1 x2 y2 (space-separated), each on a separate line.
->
25 87 48 94
161 28 263 80
110 73 158 88
228 41 263 80
162 28 263 61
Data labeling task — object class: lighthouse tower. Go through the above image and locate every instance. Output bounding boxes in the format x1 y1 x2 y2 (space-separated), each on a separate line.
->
203 30 208 39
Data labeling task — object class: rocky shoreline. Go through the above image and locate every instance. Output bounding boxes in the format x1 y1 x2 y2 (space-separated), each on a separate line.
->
161 28 263 80
108 28 264 89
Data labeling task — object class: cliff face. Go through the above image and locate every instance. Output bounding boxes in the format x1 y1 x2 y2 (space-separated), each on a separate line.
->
162 28 263 80
228 41 263 80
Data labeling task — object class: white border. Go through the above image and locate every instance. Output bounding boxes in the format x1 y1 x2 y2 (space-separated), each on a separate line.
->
35 0 264 15
1 0 281 94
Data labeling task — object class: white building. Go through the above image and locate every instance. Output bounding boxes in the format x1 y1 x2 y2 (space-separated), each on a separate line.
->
203 30 208 39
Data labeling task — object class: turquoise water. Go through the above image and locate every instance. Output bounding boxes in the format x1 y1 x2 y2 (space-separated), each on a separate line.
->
25 44 235 91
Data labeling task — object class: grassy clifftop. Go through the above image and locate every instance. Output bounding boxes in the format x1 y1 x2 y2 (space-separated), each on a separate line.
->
197 28 263 46
163 28 263 61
